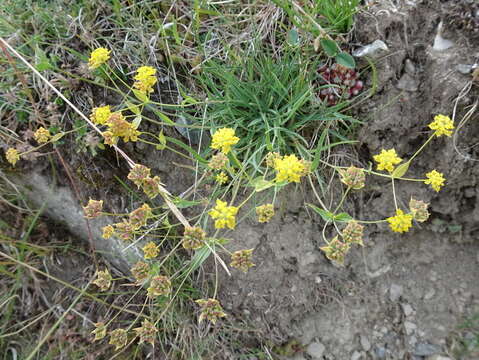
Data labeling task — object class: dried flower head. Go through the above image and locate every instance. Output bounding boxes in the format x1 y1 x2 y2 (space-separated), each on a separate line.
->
91 322 107 341
182 226 206 250
208 153 229 170
34 127 51 143
93 268 112 291
109 328 127 351
133 320 157 345
230 249 255 272
339 166 365 190
211 128 240 154
429 114 454 137
208 199 238 229
409 198 430 223
320 236 350 264
141 176 161 199
274 154 306 183
102 225 114 239
5 148 20 166
387 209 413 233
133 66 157 94
215 171 228 185
83 199 104 219
90 105 112 125
114 220 135 242
265 152 281 167
373 149 402 173
147 275 172 298
128 164 151 188
424 170 445 192
131 261 150 284
195 298 227 324
129 203 152 229
102 130 117 146
106 113 140 143
88 47 110 69
256 204 275 223
142 241 159 260
342 221 364 246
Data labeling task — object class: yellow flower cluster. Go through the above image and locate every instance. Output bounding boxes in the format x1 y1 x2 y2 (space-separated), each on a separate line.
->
195 298 227 324
424 170 445 192
274 154 306 183
211 128 240 154
5 148 20 166
208 199 238 229
93 268 112 292
88 47 110 69
133 66 157 94
373 149 402 173
215 171 228 185
142 241 159 259
34 127 51 143
256 204 275 223
386 209 413 233
90 105 112 125
429 114 454 137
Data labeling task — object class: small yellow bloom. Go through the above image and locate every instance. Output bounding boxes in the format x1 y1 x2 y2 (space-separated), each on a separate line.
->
182 227 206 250
256 204 275 223
208 199 238 229
88 47 111 69
5 148 20 166
133 66 157 94
211 128 239 154
215 171 228 185
93 268 112 291
91 322 107 341
424 170 445 192
142 241 159 259
373 149 402 173
195 298 227 324
106 113 140 143
428 114 454 137
147 275 171 298
230 249 255 272
83 199 104 219
274 154 306 183
90 105 112 125
387 209 413 233
102 225 114 239
133 320 157 345
109 328 127 351
34 127 51 143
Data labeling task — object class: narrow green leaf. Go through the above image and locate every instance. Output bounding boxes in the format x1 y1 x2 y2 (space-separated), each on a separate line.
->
333 212 353 222
156 130 166 150
335 52 356 69
251 177 274 192
132 115 142 129
133 89 149 103
307 204 335 222
287 29 299 45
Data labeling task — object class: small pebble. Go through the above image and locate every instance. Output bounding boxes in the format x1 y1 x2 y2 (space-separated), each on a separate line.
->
389 284 403 302
401 303 414 317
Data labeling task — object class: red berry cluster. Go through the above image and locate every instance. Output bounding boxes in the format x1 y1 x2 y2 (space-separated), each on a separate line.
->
317 63 364 105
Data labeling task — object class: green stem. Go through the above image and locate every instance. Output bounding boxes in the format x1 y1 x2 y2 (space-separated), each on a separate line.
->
408 134 435 163
392 177 398 210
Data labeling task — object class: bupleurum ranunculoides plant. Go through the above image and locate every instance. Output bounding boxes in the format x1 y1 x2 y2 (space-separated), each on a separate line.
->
312 114 455 265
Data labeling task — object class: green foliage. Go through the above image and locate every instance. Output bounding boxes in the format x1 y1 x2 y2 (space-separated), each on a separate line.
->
313 0 360 33
188 46 357 175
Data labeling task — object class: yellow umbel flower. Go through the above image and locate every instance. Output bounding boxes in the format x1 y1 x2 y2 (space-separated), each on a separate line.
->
424 170 445 192
5 148 20 166
90 105 112 125
256 204 275 223
133 66 157 94
88 47 111 69
373 149 402 173
211 128 239 154
102 225 114 239
208 199 238 229
274 154 306 183
106 113 140 143
215 171 228 185
387 209 413 233
428 114 454 137
142 241 159 260
34 127 51 143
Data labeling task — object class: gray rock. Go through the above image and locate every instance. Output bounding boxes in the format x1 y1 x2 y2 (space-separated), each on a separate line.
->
306 341 326 359
404 321 417 335
351 350 363 360
426 355 453 360
414 343 441 356
424 288 436 300
401 303 414 317
375 346 386 359
389 284 403 302
360 335 371 351
397 73 419 92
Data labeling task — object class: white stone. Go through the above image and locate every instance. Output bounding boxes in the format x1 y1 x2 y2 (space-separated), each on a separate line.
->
306 342 326 359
